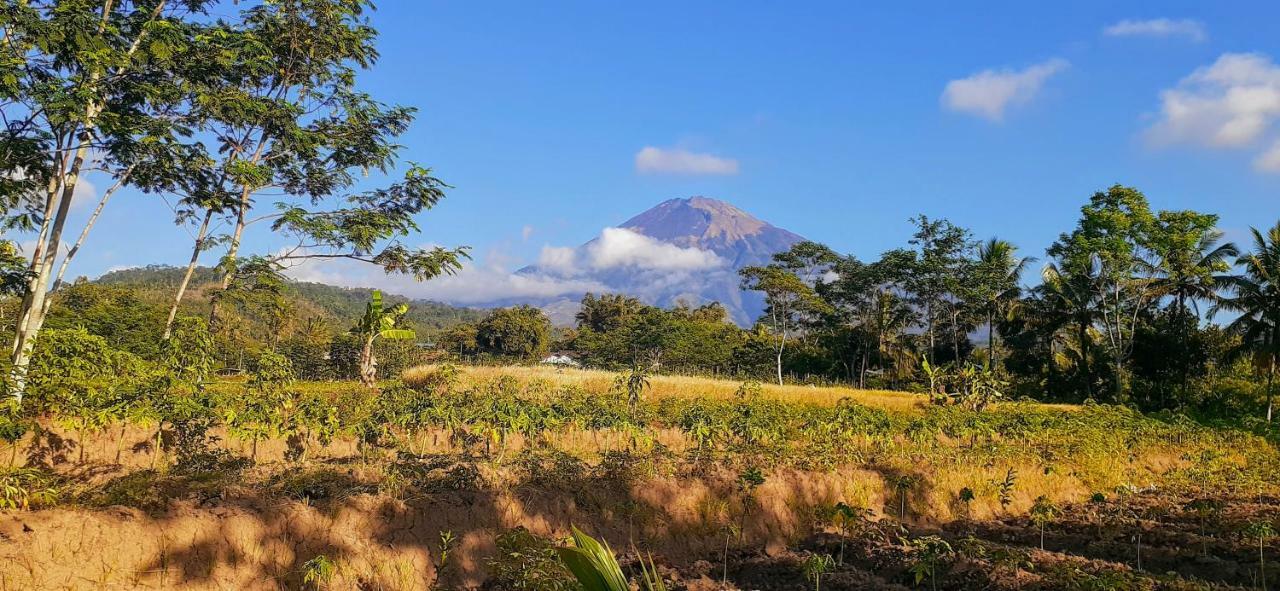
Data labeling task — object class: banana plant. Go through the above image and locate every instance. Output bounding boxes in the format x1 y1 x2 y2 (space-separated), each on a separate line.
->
352 291 415 388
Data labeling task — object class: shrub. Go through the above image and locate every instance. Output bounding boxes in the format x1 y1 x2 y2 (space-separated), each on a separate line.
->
487 527 577 591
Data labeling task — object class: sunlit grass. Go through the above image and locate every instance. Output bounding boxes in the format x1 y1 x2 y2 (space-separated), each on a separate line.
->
403 363 928 412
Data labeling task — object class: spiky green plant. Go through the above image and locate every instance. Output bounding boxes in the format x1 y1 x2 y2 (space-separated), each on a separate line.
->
558 527 668 591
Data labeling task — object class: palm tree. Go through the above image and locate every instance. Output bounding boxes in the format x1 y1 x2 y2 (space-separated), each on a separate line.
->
1148 220 1237 402
352 290 415 388
1214 222 1280 422
1040 260 1102 399
976 238 1034 372
870 289 918 387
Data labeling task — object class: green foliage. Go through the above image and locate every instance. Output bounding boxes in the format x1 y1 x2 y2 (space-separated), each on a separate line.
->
905 535 953 590
801 553 835 591
557 527 630 591
487 527 577 591
476 305 552 360
0 467 59 510
301 554 338 590
997 468 1018 510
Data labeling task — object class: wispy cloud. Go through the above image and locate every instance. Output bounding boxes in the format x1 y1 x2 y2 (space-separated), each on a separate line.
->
635 146 739 175
1103 18 1207 42
1145 53 1280 173
941 58 1069 121
538 227 724 275
1254 141 1280 173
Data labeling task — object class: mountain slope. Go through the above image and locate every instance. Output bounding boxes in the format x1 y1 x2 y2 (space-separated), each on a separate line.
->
96 265 484 331
519 196 806 325
618 196 805 268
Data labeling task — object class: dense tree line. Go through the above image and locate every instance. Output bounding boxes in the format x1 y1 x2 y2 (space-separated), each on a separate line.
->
737 186 1278 424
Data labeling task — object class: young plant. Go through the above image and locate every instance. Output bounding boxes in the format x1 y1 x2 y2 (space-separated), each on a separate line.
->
301 555 337 590
905 535 953 591
801 553 835 591
958 487 976 526
1029 495 1059 550
1242 520 1276 591
996 468 1017 511
735 466 767 544
831 502 870 565
616 368 650 413
1184 498 1224 557
890 474 920 519
435 530 457 588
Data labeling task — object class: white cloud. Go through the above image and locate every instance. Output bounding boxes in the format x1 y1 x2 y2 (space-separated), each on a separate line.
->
535 227 725 276
635 146 739 175
1254 140 1280 173
585 228 725 271
71 177 98 209
1146 53 1280 172
521 225 534 241
1103 18 1206 42
941 58 1069 121
284 256 606 305
537 245 578 274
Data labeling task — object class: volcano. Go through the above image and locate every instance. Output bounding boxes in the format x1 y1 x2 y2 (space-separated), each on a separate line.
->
517 197 806 326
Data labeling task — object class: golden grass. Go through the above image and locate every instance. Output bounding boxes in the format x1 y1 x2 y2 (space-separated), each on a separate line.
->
404 363 928 412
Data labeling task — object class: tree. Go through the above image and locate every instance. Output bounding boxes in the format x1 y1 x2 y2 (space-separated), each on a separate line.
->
1215 221 1280 422
1147 211 1237 400
351 290 414 388
905 216 975 364
1047 186 1160 399
476 306 551 360
3 0 218 402
973 238 1032 373
575 293 643 333
740 265 829 385
161 0 468 338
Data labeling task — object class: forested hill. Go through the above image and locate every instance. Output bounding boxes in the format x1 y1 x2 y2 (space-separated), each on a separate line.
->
95 265 485 331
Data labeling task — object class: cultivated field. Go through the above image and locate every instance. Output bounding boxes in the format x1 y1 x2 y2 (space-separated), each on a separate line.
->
0 364 1276 590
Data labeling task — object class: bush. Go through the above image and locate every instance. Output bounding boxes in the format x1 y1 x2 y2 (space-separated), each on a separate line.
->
486 527 577 591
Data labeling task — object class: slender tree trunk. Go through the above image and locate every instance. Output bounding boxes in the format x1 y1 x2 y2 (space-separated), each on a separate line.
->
42 168 134 316
7 0 165 402
359 335 378 388
1266 356 1275 424
1078 316 1091 399
988 309 997 371
10 136 91 401
163 209 215 340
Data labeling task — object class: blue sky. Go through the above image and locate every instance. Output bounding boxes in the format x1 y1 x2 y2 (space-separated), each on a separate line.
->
32 1 1280 302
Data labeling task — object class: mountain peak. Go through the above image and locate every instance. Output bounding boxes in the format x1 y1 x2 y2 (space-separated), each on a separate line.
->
516 196 806 326
620 196 798 251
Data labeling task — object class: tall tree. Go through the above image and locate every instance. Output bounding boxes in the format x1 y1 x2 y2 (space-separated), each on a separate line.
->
1215 221 1280 422
973 238 1033 373
161 0 467 338
1038 260 1102 399
740 264 829 385
576 293 643 333
905 216 975 364
1147 210 1237 402
2 0 216 401
1046 186 1159 399
476 305 552 360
